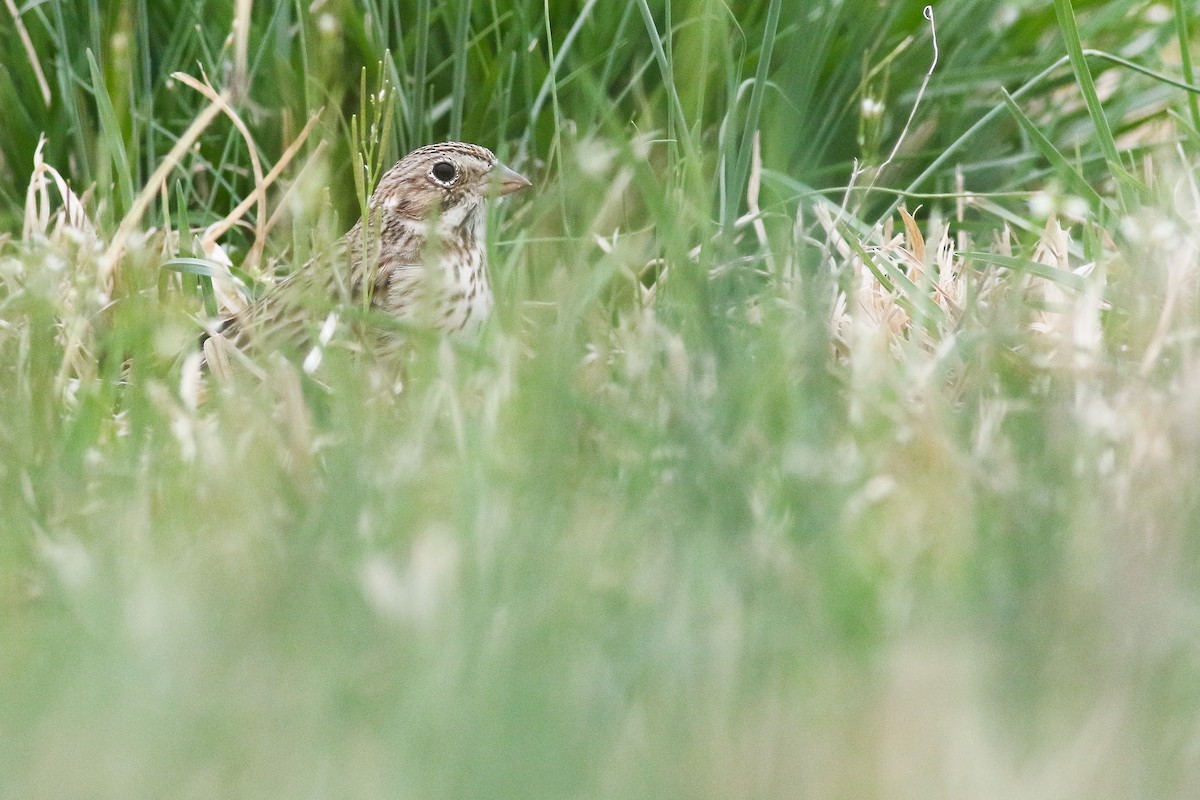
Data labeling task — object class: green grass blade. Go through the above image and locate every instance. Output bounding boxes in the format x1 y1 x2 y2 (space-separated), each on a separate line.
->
162 258 221 316
1000 89 1104 210
1174 0 1200 132
410 0 431 143
86 48 136 217
449 0 471 140
1051 0 1136 209
726 0 782 231
161 257 229 278
632 0 690 168
963 250 1088 290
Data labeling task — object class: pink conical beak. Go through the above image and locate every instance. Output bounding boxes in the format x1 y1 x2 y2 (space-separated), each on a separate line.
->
492 162 532 196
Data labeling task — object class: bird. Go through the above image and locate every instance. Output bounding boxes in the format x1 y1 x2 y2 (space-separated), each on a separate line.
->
207 141 531 364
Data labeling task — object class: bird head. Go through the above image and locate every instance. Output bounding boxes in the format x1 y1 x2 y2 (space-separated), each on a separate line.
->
370 142 531 229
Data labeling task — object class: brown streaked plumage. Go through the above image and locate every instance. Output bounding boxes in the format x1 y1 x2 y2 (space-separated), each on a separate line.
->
210 142 530 359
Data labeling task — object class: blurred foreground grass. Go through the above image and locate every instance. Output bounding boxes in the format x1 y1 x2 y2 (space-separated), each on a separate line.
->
2 0 1200 797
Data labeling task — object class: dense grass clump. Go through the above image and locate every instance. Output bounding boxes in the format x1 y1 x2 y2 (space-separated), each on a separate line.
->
2 0 1200 797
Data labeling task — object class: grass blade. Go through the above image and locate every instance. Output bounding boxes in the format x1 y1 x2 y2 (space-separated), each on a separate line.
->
1174 0 1200 132
632 0 690 168
725 0 782 232
963 250 1088 290
1000 89 1104 210
86 48 136 217
1051 0 1136 208
449 0 471 140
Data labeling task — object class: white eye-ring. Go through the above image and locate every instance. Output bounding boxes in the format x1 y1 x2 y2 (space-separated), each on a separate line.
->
430 160 458 185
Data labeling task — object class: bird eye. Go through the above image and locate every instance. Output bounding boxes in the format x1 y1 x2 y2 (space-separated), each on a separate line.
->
430 161 458 184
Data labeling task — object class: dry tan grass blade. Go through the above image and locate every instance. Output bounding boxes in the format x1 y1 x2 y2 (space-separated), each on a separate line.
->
742 130 775 276
99 70 319 308
898 206 926 265
172 72 269 269
231 0 253 98
1028 217 1104 371
23 136 96 242
201 113 323 259
101 94 225 293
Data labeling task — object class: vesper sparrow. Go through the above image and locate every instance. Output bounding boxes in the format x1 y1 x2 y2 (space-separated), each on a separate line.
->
208 142 531 363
